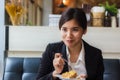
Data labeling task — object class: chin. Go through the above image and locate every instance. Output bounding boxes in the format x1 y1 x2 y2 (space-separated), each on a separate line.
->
64 41 74 47
65 43 73 47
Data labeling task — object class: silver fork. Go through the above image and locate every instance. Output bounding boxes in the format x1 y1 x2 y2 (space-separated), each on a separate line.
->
62 58 73 70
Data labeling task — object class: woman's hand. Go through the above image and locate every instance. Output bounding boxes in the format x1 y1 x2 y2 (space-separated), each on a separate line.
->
52 53 65 77
77 74 87 80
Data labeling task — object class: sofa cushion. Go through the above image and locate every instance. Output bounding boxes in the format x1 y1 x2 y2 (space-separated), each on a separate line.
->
3 58 41 80
3 58 23 80
22 58 41 80
3 58 120 80
103 59 120 80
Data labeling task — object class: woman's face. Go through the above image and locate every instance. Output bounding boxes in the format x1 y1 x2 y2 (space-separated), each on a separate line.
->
60 19 86 48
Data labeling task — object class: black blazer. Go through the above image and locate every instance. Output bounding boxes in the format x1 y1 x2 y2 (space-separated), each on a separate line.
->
36 40 104 80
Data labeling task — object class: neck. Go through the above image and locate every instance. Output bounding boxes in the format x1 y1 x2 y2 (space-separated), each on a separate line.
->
68 42 82 63
68 42 82 55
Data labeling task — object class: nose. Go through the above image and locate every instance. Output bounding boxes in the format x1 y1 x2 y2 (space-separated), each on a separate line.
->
66 31 72 37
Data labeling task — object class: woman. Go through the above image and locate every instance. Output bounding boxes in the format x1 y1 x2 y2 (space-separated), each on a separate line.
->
36 8 104 80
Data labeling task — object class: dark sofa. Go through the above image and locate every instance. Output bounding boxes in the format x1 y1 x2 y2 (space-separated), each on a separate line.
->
3 57 120 80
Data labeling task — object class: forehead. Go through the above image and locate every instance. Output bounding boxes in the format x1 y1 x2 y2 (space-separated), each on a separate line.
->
61 19 80 28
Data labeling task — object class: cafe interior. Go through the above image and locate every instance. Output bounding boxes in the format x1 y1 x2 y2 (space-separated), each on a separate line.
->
0 0 120 80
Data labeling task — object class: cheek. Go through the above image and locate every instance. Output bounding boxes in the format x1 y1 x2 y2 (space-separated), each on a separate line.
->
75 33 83 39
61 32 65 39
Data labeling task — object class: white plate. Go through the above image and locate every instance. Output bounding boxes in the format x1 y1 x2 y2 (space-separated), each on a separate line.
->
55 74 80 80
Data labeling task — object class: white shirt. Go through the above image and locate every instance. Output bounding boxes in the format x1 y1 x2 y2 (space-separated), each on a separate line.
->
66 41 87 76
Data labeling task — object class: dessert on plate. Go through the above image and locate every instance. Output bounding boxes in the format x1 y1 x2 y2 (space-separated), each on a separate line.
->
62 70 77 79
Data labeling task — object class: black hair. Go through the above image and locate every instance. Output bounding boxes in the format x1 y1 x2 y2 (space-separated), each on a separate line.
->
59 8 87 30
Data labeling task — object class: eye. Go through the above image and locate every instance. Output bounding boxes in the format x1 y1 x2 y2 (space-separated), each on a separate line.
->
61 28 67 32
72 28 79 31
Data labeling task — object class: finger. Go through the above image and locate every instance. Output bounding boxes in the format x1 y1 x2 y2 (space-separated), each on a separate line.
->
54 53 65 67
80 74 87 78
53 59 64 73
53 54 62 66
53 57 64 67
59 58 65 65
54 53 62 58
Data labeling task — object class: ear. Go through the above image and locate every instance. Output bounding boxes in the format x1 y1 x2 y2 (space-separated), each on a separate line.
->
83 29 87 34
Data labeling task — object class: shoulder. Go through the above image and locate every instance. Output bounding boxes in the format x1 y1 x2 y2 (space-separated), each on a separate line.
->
49 41 64 46
45 41 65 52
83 40 102 54
83 40 103 62
47 41 64 48
42 41 65 59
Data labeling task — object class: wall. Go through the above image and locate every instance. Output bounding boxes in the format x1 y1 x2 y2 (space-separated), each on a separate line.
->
0 0 5 80
7 26 120 59
42 0 52 26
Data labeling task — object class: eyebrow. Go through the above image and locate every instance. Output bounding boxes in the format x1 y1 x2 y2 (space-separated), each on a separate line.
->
73 27 80 28
62 26 80 29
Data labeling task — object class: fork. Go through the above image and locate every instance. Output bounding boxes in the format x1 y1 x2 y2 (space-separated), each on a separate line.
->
62 58 73 70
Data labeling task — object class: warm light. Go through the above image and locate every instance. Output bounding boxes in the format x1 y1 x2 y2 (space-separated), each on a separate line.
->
63 0 67 4
58 0 67 8
18 0 21 3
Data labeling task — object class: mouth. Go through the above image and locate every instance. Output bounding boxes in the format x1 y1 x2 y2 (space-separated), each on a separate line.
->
66 40 73 43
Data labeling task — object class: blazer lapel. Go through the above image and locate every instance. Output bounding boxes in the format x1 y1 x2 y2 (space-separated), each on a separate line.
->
61 44 68 60
61 43 69 73
84 44 90 75
83 40 94 78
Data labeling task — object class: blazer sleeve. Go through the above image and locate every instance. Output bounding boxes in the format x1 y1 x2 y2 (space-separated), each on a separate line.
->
36 44 60 80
